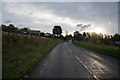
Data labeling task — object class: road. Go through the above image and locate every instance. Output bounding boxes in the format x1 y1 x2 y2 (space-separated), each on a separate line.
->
29 42 120 79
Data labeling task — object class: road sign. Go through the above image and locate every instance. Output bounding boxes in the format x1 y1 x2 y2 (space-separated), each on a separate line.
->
29 30 40 36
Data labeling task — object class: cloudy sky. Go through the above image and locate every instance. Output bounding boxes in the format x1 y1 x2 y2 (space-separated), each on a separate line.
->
2 2 118 35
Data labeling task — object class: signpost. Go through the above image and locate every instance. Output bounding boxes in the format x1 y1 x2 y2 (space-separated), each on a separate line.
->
29 30 40 48
29 30 40 36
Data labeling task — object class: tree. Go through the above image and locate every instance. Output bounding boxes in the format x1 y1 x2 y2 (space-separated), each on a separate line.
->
1 24 18 34
9 24 15 32
60 35 65 40
65 34 72 41
83 32 86 38
40 32 45 37
1 24 7 32
73 31 83 41
113 33 120 41
8 24 18 33
20 28 28 34
53 26 62 37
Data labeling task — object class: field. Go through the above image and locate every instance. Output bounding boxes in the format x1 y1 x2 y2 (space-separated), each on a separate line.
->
73 41 120 59
2 32 63 78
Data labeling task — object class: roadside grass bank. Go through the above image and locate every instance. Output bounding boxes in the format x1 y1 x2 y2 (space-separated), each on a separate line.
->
73 41 120 59
2 32 64 79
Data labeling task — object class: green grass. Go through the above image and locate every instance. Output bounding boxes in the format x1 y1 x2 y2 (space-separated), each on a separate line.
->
73 41 120 59
2 32 64 79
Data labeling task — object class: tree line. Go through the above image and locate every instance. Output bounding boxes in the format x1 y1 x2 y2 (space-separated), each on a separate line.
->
1 24 120 46
52 25 120 47
1 24 63 38
1 24 29 34
67 31 120 46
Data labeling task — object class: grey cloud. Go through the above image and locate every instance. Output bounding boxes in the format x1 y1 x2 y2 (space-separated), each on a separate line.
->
5 20 12 23
2 2 118 35
76 24 82 27
76 23 91 31
33 2 117 23
82 24 91 27
29 2 118 34
81 24 91 31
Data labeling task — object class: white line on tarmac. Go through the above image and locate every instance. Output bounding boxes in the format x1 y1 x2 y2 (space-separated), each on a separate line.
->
91 59 104 73
75 56 80 61
75 56 99 80
98 66 104 73
68 48 72 53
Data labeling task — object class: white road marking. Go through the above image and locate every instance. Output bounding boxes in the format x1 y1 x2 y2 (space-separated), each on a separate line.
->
75 56 80 61
98 66 104 73
68 48 72 53
75 56 99 80
94 75 98 79
91 59 104 73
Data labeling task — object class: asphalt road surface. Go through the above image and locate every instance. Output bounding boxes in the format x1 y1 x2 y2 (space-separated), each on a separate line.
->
29 42 120 79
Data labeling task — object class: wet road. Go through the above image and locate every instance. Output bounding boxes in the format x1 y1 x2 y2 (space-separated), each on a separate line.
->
29 42 120 79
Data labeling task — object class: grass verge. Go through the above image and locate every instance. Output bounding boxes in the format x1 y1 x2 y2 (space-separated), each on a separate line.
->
73 41 120 59
2 32 64 79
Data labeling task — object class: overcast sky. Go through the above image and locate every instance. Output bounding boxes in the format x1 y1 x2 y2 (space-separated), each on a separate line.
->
2 2 118 35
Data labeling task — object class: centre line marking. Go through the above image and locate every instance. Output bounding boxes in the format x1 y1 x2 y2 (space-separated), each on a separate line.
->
98 66 104 73
75 56 79 61
75 56 99 80
90 59 104 73
68 48 72 53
